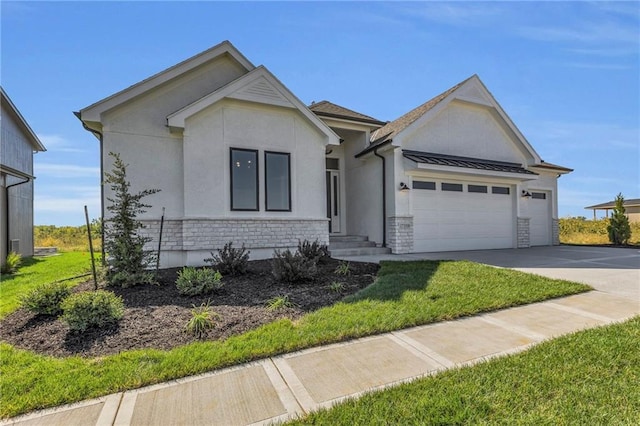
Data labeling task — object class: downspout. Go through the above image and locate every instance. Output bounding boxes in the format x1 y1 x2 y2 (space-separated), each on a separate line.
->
5 176 31 256
75 112 105 259
373 148 386 247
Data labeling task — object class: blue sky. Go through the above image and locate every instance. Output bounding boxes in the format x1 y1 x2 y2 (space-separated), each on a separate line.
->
2 1 638 226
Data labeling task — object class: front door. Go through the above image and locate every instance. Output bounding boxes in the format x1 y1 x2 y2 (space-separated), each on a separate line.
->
326 170 341 233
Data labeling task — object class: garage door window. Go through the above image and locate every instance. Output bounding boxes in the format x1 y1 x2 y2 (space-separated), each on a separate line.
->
532 192 546 199
492 186 510 195
468 185 488 193
442 183 463 192
413 181 436 190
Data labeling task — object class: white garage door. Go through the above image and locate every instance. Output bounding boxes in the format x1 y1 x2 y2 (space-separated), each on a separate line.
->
412 180 515 252
529 191 551 246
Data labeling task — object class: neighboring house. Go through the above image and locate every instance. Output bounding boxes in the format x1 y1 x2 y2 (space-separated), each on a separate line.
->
585 199 640 222
1 87 46 263
77 41 572 268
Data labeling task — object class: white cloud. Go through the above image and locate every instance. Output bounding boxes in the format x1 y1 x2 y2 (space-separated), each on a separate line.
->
534 121 639 152
37 134 85 153
35 163 100 178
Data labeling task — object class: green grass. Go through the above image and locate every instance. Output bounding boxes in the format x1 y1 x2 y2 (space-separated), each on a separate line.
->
0 260 590 418
288 317 640 425
0 252 92 319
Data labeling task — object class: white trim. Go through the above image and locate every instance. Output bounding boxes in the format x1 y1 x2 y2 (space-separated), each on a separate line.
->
80 41 254 122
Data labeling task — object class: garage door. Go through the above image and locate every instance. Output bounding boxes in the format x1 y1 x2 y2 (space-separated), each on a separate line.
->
412 180 515 252
529 191 551 246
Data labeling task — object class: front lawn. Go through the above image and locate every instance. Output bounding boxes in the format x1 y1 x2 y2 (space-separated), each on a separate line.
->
288 316 640 425
0 252 91 318
0 259 590 418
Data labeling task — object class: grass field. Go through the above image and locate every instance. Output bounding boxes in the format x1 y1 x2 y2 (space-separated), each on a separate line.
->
0 252 91 319
288 317 640 425
0 259 589 418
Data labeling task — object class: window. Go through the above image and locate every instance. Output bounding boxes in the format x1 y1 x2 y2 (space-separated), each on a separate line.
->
468 185 488 193
265 151 291 211
413 181 436 190
326 158 339 170
532 192 546 200
492 186 510 195
230 148 258 211
442 182 463 192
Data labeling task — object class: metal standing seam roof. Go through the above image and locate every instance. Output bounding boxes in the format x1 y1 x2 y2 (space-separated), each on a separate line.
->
402 150 537 175
309 100 386 126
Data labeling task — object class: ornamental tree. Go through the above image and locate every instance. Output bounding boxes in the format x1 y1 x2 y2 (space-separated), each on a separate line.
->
607 193 631 245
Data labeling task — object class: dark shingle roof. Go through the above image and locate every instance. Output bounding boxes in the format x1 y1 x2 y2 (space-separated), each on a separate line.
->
402 150 537 175
369 75 474 144
309 100 386 126
585 198 640 209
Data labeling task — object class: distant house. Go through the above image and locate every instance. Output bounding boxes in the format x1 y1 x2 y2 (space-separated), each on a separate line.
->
585 199 640 222
77 41 572 268
1 87 46 263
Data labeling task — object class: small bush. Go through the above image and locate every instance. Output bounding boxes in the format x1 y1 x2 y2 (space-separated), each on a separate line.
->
272 249 317 283
185 302 218 339
298 239 330 263
329 281 345 293
61 290 124 332
205 242 250 276
19 282 72 316
176 267 223 296
334 261 351 276
1 251 22 275
266 295 295 311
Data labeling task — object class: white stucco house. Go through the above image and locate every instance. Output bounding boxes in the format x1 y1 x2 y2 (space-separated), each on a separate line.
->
77 41 572 267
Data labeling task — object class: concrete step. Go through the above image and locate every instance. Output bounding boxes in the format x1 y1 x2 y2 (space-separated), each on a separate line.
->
329 246 392 257
328 241 377 249
329 235 369 243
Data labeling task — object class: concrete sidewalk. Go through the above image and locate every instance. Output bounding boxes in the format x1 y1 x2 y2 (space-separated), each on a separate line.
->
4 290 639 426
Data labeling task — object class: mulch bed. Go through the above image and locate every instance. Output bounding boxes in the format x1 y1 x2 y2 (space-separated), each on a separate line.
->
0 258 378 358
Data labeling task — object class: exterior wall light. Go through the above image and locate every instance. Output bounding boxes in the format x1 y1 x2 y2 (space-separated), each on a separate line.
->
521 190 532 198
400 182 410 192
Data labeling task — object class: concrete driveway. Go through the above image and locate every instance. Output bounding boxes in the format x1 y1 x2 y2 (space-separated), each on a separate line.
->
338 246 640 300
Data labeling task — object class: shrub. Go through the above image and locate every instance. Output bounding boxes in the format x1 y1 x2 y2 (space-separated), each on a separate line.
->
103 152 160 288
272 249 317 283
204 242 250 276
185 302 218 339
266 295 295 311
608 193 632 245
176 267 223 296
334 261 351 276
61 290 125 332
329 281 345 293
1 251 22 275
19 282 72 316
298 239 330 263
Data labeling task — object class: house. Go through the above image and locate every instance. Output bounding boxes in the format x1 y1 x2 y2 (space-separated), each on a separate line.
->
585 199 640 222
77 41 572 268
1 87 47 264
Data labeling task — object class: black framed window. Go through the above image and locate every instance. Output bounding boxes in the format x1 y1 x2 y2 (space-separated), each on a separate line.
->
492 186 510 195
265 151 291 211
413 181 436 190
532 192 546 200
442 182 463 192
468 185 488 193
230 148 259 211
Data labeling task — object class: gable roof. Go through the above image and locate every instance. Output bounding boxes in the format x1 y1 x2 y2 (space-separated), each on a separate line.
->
0 87 46 152
365 75 542 165
370 76 472 144
309 100 386 126
167 66 340 145
79 40 255 123
585 198 640 210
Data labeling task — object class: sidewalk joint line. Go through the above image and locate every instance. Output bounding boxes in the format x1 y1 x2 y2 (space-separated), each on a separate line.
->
389 332 455 368
478 315 547 341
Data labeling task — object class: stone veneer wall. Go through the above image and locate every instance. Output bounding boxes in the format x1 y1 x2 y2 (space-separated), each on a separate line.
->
388 216 414 254
552 218 560 246
517 217 530 248
139 218 329 253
